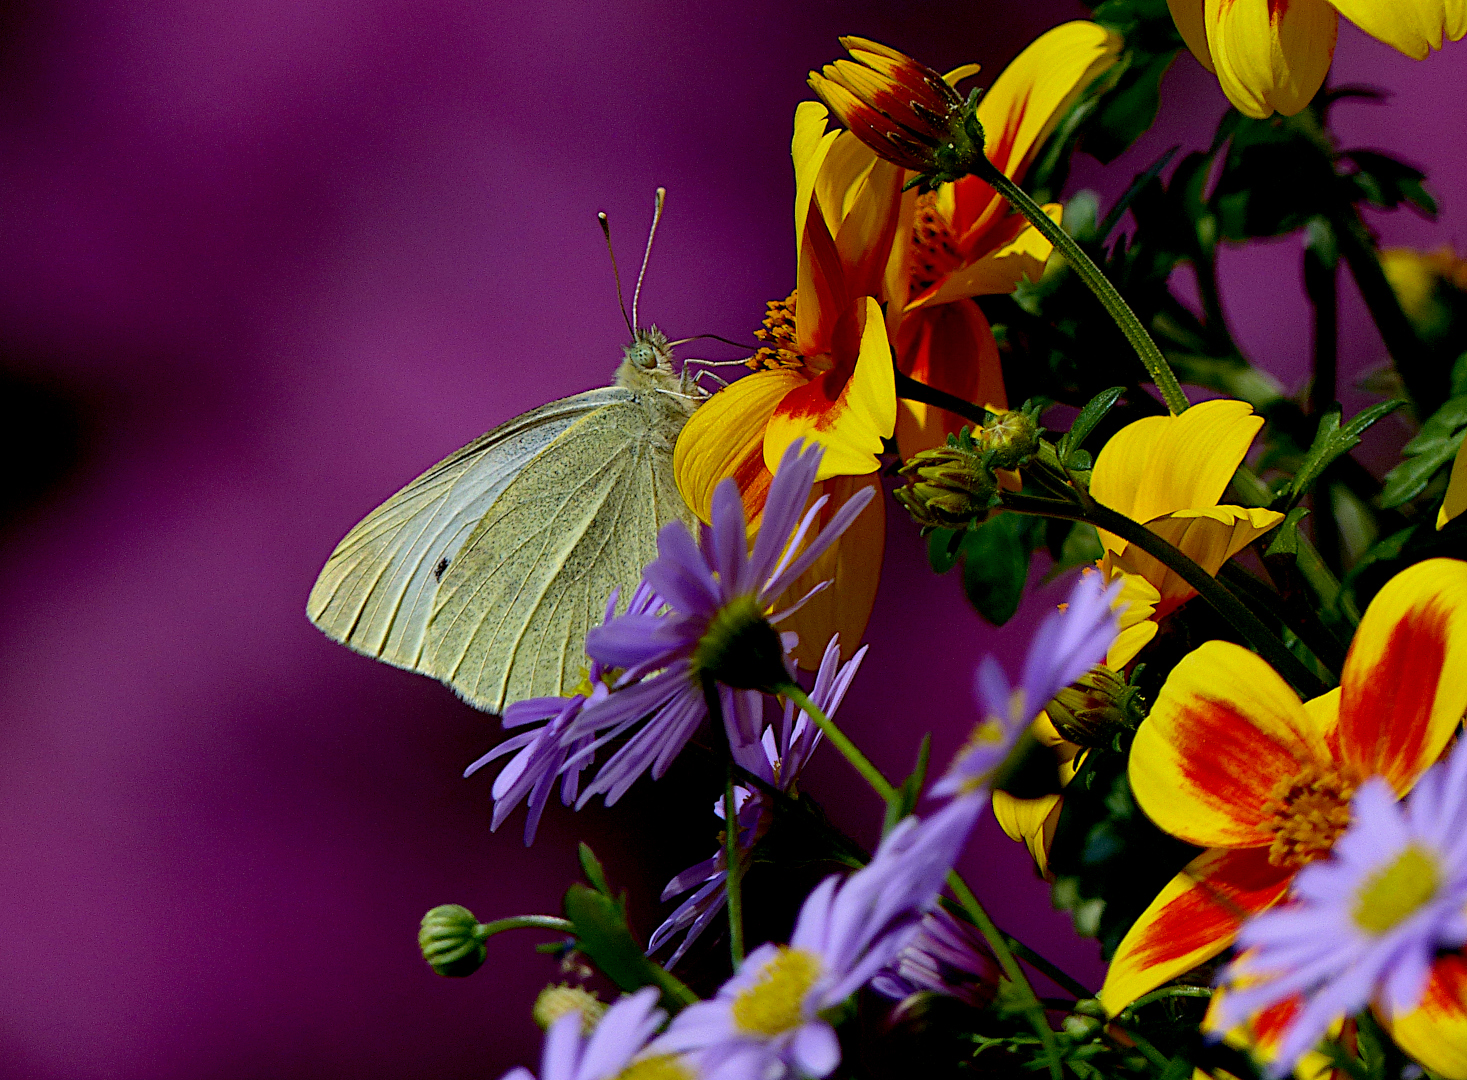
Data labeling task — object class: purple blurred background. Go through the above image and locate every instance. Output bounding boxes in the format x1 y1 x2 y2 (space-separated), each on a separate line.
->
0 1 1462 1076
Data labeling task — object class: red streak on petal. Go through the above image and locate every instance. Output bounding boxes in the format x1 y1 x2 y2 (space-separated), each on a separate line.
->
1172 696 1306 822
1336 599 1452 785
1128 849 1291 970
1421 952 1467 1019
1250 995 1303 1048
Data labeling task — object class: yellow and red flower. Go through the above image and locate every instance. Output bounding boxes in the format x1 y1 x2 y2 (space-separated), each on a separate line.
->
1097 557 1467 1015
1089 398 1284 667
1167 0 1466 120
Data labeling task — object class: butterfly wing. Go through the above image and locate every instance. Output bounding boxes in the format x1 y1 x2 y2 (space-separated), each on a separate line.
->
426 395 694 713
306 387 631 672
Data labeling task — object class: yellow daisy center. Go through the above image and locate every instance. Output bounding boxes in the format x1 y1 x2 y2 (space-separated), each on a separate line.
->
1261 763 1358 869
750 292 804 372
1351 844 1443 935
731 946 822 1036
614 1055 695 1080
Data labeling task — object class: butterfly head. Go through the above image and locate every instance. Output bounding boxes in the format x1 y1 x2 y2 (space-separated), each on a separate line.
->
618 325 677 382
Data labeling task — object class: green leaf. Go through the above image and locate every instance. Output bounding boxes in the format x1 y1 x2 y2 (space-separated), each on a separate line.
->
1340 149 1438 216
1081 48 1175 165
959 514 1043 625
883 734 931 836
1058 386 1126 467
927 527 964 575
1288 399 1404 502
1263 507 1310 559
577 842 611 896
1044 522 1105 582
1380 395 1467 507
563 884 654 994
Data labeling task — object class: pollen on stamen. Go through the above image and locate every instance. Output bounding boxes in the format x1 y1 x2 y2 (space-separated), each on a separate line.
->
1261 762 1359 869
749 291 805 371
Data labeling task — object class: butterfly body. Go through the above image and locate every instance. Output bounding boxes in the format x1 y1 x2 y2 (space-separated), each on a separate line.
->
307 325 704 714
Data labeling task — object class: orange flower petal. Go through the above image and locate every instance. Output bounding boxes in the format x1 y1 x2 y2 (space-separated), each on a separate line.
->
1331 558 1467 794
909 206 1058 309
1203 0 1338 119
766 296 896 480
1130 640 1327 848
1383 950 1467 1080
1098 846 1294 1015
773 474 884 669
893 300 1004 458
673 367 804 523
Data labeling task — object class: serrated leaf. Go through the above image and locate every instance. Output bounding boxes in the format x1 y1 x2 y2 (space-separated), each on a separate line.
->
1380 395 1467 507
1263 507 1311 558
1289 399 1404 502
1058 386 1126 467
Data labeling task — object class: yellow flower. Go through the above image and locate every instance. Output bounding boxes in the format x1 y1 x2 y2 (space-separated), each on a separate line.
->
1167 0 1466 120
1089 398 1284 660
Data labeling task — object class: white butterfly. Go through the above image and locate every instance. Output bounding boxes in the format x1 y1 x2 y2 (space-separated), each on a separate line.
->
308 191 712 714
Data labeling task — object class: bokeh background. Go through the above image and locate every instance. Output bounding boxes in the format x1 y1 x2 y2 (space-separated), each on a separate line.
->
0 1 1463 1077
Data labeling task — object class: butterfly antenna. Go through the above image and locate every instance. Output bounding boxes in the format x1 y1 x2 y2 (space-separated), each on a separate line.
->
669 333 760 351
598 211 634 336
630 187 666 331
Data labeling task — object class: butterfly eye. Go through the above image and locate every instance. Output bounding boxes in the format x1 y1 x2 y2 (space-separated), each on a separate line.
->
633 344 658 369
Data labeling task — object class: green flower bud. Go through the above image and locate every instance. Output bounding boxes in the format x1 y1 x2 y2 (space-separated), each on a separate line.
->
533 984 606 1034
980 406 1042 470
419 904 486 977
1044 665 1140 749
896 428 998 531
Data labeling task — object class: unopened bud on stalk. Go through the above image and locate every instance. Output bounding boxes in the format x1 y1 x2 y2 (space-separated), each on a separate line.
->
1043 665 1140 749
981 405 1043 470
419 904 487 977
533 984 606 1033
896 428 998 531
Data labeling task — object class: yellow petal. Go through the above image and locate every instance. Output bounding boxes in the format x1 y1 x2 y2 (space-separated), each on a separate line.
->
674 367 805 523
1331 557 1467 794
1108 621 1158 669
993 790 1062 875
1383 951 1467 1080
1204 0 1338 119
1328 0 1467 59
1205 983 1341 1080
774 474 884 670
1099 846 1294 1015
976 22 1122 189
1091 399 1265 550
1130 640 1327 848
793 101 841 260
1168 0 1217 70
1438 438 1467 529
1102 570 1161 667
1112 505 1285 601
765 296 895 480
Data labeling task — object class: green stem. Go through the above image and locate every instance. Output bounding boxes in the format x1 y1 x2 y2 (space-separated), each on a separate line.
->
782 684 897 803
1004 935 1091 1000
948 872 1065 1080
477 915 575 937
724 765 745 968
1114 1025 1173 1073
1001 491 1329 698
894 368 989 427
1114 984 1213 1020
970 154 1190 417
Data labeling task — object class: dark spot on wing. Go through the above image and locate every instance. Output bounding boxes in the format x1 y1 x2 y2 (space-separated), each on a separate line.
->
434 557 450 581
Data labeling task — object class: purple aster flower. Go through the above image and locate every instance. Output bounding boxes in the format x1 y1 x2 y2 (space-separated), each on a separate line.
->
501 985 693 1080
870 906 1001 1009
563 440 875 808
465 584 661 844
651 795 983 1080
648 637 868 965
931 570 1122 800
1210 738 1467 1078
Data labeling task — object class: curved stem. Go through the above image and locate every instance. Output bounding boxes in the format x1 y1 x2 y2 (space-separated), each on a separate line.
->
782 683 1063 1080
970 154 1190 417
1115 984 1213 1021
894 368 989 428
477 915 575 937
724 765 745 968
1001 491 1329 698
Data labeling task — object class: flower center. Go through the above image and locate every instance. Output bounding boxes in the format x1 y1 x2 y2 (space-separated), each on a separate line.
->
1261 763 1358 869
532 984 605 1035
614 1055 695 1080
691 594 788 692
910 192 962 295
1351 844 1443 935
731 946 822 1036
750 291 805 372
